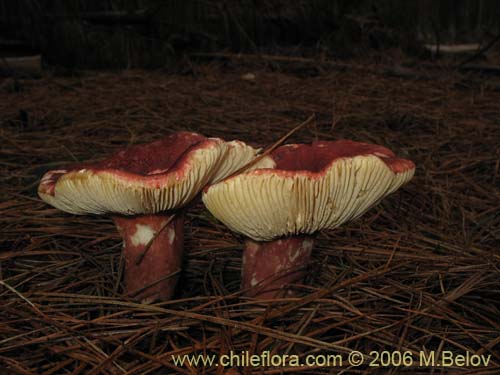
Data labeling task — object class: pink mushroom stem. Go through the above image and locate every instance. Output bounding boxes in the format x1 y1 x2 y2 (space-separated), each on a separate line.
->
242 236 314 298
112 213 184 303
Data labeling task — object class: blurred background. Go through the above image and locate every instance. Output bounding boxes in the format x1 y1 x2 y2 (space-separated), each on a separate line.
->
1 0 500 70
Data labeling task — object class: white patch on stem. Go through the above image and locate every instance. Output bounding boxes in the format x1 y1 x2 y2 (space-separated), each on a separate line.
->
250 274 258 287
289 246 302 262
289 239 313 262
303 239 314 251
168 227 176 245
131 224 156 247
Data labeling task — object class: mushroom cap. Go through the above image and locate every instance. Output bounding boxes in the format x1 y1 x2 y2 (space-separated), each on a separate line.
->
202 140 415 241
38 132 263 215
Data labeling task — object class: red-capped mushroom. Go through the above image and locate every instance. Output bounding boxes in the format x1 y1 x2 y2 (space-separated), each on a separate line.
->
38 132 262 302
203 140 415 298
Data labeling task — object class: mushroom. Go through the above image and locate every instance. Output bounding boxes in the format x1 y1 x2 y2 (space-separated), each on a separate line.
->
38 131 262 302
202 140 415 298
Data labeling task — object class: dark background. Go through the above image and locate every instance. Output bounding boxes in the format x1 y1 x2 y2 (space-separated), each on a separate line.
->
2 0 500 68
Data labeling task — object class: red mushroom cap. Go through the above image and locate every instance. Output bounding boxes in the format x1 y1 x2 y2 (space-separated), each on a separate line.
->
203 140 415 241
38 132 263 215
270 140 414 174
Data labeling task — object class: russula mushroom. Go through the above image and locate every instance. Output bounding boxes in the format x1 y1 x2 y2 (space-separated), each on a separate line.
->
38 131 262 302
202 140 415 298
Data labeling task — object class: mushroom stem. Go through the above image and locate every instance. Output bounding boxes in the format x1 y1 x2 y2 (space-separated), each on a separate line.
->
242 236 314 298
112 213 184 303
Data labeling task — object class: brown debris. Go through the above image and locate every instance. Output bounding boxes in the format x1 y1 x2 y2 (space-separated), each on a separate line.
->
0 59 499 374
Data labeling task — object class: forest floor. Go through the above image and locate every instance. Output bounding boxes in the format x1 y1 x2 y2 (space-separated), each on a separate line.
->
1 57 499 374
